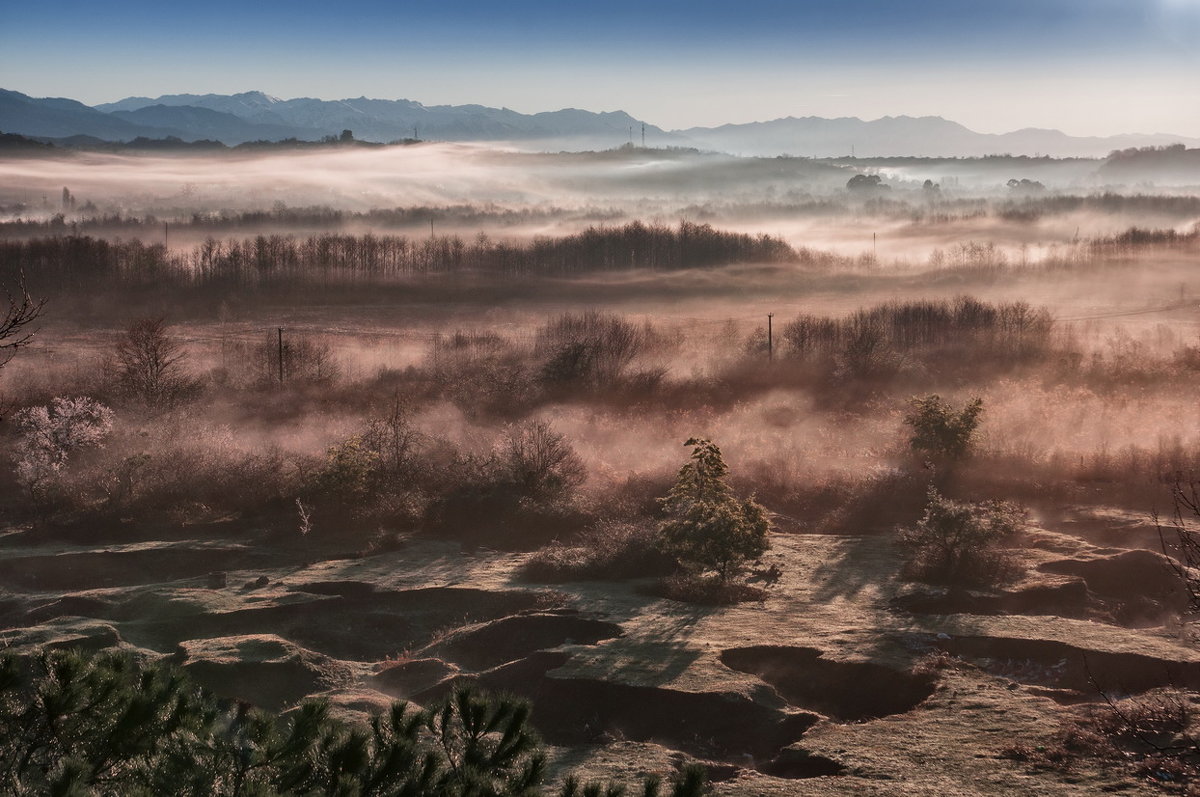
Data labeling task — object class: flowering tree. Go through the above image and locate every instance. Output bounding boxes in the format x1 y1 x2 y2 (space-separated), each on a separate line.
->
12 396 114 499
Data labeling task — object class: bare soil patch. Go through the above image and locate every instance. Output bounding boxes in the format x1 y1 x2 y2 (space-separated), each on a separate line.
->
935 635 1200 699
719 645 938 721
420 651 823 774
430 613 623 670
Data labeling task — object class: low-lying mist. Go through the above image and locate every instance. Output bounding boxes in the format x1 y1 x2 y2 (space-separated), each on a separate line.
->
3 144 1198 263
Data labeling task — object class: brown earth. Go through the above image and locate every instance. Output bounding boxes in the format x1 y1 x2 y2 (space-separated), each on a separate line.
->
0 512 1195 795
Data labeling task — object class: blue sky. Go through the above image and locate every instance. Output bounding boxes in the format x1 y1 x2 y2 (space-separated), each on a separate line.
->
2 0 1197 135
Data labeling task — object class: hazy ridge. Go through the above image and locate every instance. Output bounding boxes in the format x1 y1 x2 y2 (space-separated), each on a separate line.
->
3 87 1198 157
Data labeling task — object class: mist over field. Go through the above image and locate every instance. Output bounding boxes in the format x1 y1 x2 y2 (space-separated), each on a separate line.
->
3 0 1200 793
2 118 1200 793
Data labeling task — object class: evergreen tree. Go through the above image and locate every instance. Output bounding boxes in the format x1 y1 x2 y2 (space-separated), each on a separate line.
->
0 650 707 797
658 438 770 582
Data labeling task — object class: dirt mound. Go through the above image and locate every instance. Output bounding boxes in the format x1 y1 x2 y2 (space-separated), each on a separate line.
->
419 651 819 767
719 646 937 721
22 595 114 625
0 546 274 591
284 587 550 661
759 748 848 778
43 624 123 653
0 598 21 627
369 658 459 697
290 580 380 598
935 635 1200 698
891 580 1092 620
1038 550 1186 625
126 586 548 660
431 614 623 670
177 634 349 711
1054 510 1164 550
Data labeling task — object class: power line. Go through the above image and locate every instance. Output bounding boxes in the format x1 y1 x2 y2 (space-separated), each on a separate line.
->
1058 302 1197 322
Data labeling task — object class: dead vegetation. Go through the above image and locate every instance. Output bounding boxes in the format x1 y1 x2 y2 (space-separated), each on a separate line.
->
2 193 1200 794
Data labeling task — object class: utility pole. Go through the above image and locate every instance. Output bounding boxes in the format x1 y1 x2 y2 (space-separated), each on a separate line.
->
767 313 774 362
641 123 645 147
277 327 285 385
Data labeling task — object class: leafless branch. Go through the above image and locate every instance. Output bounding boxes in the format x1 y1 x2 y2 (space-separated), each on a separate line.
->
0 272 46 370
1157 476 1200 615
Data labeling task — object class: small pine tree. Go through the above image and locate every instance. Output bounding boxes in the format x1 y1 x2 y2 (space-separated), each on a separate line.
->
658 438 770 582
0 650 707 796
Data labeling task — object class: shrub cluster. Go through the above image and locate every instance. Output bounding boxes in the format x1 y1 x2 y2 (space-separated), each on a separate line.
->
899 487 1026 587
782 297 1053 381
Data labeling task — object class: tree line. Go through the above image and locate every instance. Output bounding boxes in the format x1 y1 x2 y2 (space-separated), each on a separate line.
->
0 222 798 295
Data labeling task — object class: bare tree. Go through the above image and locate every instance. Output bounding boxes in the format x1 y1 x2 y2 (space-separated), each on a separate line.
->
116 318 188 409
0 272 45 371
1158 477 1200 616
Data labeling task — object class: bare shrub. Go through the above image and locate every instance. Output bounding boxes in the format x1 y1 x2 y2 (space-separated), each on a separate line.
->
362 395 423 478
653 572 769 605
816 468 931 534
1003 688 1200 790
63 422 294 522
536 310 647 388
522 520 671 582
782 297 1053 380
899 487 1025 586
425 331 534 417
834 317 902 380
426 422 587 546
217 332 339 387
1158 477 1200 619
499 421 587 503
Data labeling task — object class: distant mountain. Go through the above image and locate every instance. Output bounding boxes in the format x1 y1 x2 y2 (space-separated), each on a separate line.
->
108 104 317 144
679 115 1200 158
3 88 1198 157
92 91 671 147
96 91 288 121
0 88 165 140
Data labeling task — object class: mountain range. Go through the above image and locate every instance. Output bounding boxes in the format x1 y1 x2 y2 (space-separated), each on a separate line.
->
2 88 1197 158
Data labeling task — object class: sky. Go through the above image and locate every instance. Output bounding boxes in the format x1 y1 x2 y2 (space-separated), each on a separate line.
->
2 0 1198 136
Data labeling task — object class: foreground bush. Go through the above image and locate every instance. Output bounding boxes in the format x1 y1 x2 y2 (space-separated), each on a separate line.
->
899 487 1025 586
0 649 706 797
1002 688 1199 792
